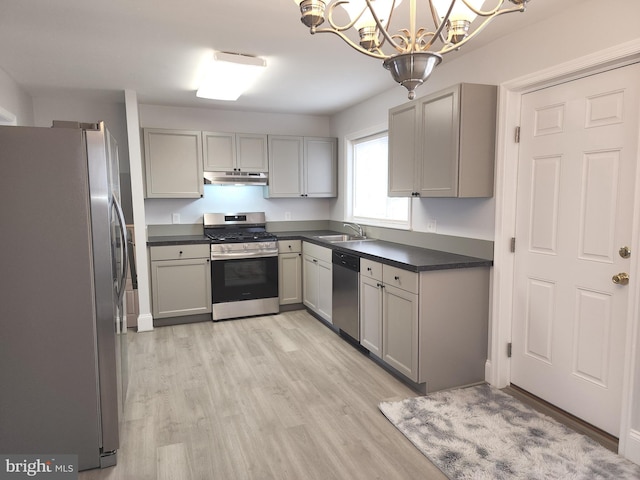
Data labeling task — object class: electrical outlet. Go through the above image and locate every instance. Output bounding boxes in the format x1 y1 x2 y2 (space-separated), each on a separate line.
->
172 213 180 224
427 219 437 232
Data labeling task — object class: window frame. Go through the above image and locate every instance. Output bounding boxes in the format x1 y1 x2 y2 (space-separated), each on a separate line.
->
344 125 411 230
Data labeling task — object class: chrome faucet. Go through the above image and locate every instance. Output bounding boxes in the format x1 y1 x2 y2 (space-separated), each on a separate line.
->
343 222 365 238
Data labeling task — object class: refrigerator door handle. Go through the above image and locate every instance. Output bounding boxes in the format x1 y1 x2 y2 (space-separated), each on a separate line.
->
113 196 128 305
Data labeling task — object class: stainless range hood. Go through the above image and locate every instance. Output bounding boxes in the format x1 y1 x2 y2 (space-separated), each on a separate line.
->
204 171 268 186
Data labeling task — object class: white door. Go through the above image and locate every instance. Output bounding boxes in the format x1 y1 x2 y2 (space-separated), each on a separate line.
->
511 64 640 436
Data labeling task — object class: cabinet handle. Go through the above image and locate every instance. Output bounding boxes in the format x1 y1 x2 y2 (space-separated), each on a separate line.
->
367 267 372 272
313 259 318 263
394 275 400 280
179 250 183 255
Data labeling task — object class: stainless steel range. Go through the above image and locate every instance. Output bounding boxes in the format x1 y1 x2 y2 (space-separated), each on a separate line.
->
204 212 279 321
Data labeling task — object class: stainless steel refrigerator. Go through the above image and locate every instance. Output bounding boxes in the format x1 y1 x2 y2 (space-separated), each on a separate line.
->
0 122 128 471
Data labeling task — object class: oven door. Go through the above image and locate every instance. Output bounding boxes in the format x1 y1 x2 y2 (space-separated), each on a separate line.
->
211 255 278 304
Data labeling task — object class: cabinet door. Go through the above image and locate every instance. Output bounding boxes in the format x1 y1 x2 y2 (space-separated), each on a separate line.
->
317 259 332 323
360 275 383 358
382 284 419 381
236 134 268 172
279 252 302 305
151 258 212 318
388 102 419 197
302 254 319 310
268 136 304 197
144 129 203 198
304 137 337 197
203 132 235 172
418 85 460 197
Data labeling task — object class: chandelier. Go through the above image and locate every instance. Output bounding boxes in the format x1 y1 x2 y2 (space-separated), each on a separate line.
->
293 0 529 99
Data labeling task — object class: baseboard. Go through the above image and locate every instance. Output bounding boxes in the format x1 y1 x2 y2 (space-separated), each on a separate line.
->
485 359 493 385
622 429 640 464
154 312 211 327
278 303 305 312
136 313 154 332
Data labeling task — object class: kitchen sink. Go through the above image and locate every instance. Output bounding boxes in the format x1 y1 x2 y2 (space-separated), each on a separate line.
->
313 234 373 243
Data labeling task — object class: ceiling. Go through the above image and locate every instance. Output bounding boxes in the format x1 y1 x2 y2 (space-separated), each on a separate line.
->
0 0 582 116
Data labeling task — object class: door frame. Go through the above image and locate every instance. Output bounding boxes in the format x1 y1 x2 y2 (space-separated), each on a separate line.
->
488 38 640 462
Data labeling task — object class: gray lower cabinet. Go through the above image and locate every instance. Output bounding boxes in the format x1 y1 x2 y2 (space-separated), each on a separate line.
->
383 282 419 381
302 242 332 323
359 257 489 391
150 244 211 319
359 274 383 358
278 240 302 305
418 266 490 392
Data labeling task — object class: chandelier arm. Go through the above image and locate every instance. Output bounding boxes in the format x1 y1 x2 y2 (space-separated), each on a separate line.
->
460 0 503 17
374 0 400 51
415 30 439 50
427 0 449 46
325 1 362 32
362 0 406 53
391 30 413 51
311 27 388 59
421 0 456 51
436 6 526 55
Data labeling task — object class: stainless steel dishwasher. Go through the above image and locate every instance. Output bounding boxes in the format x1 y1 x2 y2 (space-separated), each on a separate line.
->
332 250 360 341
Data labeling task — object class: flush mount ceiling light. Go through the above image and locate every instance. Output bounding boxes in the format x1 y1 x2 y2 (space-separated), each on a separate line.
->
293 0 529 99
197 52 267 101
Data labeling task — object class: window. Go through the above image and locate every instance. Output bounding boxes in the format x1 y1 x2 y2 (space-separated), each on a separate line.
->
349 131 410 228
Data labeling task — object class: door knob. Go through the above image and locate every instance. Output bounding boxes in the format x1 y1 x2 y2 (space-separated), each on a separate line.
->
612 272 629 285
619 246 631 259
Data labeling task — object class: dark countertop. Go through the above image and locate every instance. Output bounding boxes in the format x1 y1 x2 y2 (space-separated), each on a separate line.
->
146 230 492 272
147 235 210 246
273 231 493 272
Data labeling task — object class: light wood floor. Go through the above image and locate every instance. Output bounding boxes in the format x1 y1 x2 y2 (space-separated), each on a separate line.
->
80 310 446 480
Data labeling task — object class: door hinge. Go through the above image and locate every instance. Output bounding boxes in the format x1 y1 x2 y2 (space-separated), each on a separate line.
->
510 237 516 253
507 342 512 358
515 126 521 143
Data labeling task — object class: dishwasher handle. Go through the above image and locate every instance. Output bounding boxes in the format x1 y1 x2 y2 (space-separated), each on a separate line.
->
332 250 360 272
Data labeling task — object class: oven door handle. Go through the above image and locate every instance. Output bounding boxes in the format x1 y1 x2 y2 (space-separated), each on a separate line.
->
211 251 278 260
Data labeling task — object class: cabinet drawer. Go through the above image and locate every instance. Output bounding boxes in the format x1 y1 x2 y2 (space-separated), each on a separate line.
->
278 240 302 254
361 258 382 281
383 265 418 294
302 241 332 263
150 244 210 261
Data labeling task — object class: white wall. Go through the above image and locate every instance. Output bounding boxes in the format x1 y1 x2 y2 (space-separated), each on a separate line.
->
144 186 331 225
32 93 134 221
139 104 333 225
32 93 129 165
0 66 33 126
329 0 640 241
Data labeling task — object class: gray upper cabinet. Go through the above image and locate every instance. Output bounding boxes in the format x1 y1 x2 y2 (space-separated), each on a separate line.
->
304 137 337 197
266 135 337 198
388 83 497 198
143 128 204 198
203 132 268 173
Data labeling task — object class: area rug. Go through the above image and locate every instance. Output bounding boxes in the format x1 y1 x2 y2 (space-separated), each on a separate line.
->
379 384 640 479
